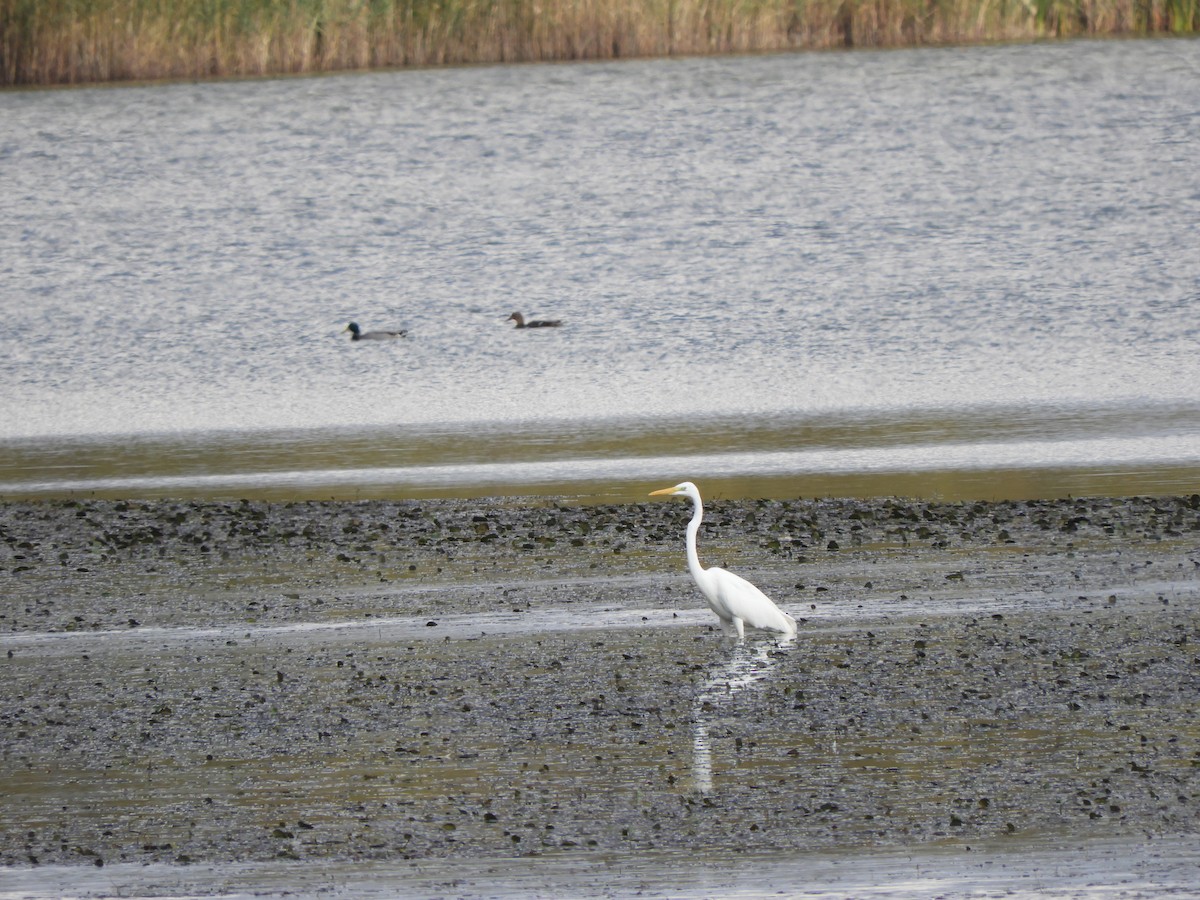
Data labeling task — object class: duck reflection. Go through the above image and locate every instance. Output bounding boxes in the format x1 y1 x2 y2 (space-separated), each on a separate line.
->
692 635 795 794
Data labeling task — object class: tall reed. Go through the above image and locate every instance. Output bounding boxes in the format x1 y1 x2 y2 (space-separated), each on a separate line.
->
1 0 1195 86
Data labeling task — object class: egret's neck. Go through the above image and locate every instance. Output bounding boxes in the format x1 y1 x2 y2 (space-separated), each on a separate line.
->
685 495 705 579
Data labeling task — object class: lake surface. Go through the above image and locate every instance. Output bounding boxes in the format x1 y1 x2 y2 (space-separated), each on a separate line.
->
2 39 1199 501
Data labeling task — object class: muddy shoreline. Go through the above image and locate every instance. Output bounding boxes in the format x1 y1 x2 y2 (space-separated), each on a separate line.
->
1 494 1199 882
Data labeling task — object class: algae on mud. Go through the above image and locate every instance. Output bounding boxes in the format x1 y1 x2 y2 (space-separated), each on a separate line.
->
0 494 1198 873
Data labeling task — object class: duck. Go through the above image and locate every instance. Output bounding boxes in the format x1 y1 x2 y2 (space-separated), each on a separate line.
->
508 311 562 329
344 322 407 341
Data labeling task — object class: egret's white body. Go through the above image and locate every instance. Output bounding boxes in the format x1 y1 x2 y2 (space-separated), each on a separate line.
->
650 481 798 640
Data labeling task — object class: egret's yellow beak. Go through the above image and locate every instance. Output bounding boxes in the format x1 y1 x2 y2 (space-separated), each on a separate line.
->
649 486 678 496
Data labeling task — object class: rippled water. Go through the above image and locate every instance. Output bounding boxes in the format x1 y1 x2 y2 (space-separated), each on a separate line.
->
3 836 1198 899
2 39 1199 498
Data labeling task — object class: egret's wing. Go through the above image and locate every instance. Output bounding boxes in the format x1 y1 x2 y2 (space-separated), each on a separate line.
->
710 567 793 633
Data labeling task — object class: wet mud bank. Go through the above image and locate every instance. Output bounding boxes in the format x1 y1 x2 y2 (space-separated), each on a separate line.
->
1 494 1199 876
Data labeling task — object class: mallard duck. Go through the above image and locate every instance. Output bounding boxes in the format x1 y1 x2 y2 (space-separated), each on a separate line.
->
508 311 562 328
344 322 407 341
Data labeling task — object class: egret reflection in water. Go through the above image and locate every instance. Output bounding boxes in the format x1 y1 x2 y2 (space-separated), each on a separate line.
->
692 636 795 794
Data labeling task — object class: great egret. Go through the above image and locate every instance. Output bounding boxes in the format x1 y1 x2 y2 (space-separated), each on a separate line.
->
344 322 407 341
650 481 797 640
508 312 562 328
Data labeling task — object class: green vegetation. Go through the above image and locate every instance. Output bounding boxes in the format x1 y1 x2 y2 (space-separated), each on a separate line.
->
1 0 1195 86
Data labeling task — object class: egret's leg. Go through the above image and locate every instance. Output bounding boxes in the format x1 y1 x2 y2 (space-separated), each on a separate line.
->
732 617 745 640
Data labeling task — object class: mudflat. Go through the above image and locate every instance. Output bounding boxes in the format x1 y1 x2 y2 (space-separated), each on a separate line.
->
1 495 1198 880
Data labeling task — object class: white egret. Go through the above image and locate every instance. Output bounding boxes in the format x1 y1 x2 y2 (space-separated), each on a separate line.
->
344 322 407 341
507 311 562 328
650 481 797 640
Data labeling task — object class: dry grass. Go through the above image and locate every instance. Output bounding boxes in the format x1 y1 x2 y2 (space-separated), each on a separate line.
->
1 0 1195 86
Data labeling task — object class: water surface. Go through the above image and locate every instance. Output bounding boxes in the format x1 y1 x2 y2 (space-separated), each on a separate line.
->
2 39 1199 499
2 836 1197 898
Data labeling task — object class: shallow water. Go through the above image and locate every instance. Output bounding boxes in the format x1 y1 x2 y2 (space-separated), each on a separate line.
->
2 836 1198 899
2 40 1200 499
1 399 1200 501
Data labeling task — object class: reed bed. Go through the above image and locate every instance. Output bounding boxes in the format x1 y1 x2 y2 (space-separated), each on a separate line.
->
1 0 1196 86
